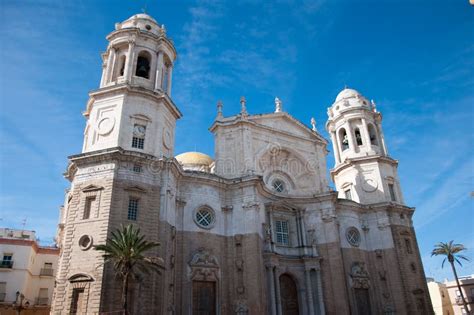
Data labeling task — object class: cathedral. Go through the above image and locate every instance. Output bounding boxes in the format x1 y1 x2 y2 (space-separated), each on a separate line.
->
51 13 433 315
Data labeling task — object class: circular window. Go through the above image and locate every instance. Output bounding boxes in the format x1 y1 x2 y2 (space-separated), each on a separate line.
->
194 207 215 229
272 179 285 193
346 227 361 247
145 24 152 30
78 235 93 251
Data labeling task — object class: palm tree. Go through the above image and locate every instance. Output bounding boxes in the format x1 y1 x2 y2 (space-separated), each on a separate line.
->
94 224 163 315
431 241 470 314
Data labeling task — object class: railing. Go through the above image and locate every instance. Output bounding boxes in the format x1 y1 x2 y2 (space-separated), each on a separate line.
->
0 292 5 302
40 268 54 276
0 260 13 268
36 297 49 305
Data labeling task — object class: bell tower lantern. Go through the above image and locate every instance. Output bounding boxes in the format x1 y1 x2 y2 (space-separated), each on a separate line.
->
82 13 181 157
99 14 175 94
326 88 404 205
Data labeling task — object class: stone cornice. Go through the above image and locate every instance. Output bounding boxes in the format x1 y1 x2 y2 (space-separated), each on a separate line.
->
210 112 327 146
106 28 177 56
330 155 398 178
86 84 182 119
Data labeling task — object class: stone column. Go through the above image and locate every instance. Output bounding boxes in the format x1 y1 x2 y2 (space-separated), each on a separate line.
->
376 123 388 156
267 265 277 315
299 211 308 247
167 65 173 96
317 269 326 315
123 40 136 82
155 51 164 90
330 131 341 163
274 268 282 315
305 269 315 315
99 64 107 87
104 47 116 84
345 121 356 152
361 118 372 151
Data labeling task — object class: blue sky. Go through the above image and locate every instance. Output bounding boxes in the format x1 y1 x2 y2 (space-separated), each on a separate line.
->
0 0 472 281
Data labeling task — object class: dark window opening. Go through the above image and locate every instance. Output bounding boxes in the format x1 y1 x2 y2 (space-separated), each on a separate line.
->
388 183 396 202
368 124 378 146
355 128 363 146
339 128 349 151
135 53 151 79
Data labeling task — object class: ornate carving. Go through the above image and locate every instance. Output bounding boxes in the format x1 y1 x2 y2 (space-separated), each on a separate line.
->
242 202 260 211
377 217 390 230
321 208 337 222
375 249 383 258
234 300 249 315
234 234 243 246
350 262 370 289
189 248 219 282
171 226 176 239
235 259 244 271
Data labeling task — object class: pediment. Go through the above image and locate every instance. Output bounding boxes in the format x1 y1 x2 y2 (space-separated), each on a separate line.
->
124 185 147 193
82 184 104 192
250 113 326 142
68 273 94 282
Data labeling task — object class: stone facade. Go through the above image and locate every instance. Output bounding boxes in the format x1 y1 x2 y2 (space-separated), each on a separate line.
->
51 12 433 315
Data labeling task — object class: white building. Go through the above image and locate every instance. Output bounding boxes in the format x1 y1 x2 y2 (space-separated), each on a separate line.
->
0 228 59 313
427 277 455 315
445 275 474 315
52 12 433 315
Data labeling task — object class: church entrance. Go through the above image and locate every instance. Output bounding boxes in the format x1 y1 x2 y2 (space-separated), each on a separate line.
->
279 274 299 315
192 281 216 315
354 288 372 315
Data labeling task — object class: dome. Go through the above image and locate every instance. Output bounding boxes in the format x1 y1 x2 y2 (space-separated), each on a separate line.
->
335 88 362 102
175 152 213 167
118 13 162 35
125 13 158 24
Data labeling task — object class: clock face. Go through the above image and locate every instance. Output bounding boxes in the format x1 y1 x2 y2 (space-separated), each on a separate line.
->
133 125 146 137
163 129 172 149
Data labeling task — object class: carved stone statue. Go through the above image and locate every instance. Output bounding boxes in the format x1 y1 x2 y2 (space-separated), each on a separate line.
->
310 117 317 131
274 97 282 113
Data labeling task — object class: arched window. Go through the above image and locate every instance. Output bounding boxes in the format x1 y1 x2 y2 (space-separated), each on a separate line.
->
339 128 349 151
368 124 378 146
355 128 363 146
135 51 151 79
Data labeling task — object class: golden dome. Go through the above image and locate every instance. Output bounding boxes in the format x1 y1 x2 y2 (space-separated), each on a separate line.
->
175 152 213 167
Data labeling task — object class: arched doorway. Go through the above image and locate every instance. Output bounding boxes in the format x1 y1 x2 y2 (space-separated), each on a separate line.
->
279 274 299 315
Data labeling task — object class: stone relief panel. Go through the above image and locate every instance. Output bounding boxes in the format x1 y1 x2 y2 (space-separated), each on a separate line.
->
350 262 370 289
188 248 220 282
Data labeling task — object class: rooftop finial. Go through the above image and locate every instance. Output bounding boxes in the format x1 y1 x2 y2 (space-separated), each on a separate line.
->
216 100 223 119
310 117 317 131
274 97 282 113
371 99 377 112
240 96 247 115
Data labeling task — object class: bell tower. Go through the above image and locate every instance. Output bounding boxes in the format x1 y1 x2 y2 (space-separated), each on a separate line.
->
52 13 182 315
83 13 181 157
326 88 404 204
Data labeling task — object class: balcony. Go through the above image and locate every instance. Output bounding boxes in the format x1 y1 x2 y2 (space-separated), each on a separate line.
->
0 260 13 269
40 268 54 276
0 292 5 302
36 297 49 305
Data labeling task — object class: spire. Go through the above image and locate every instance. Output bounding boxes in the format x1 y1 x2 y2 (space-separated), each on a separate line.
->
274 97 282 113
240 96 247 116
310 117 317 131
216 100 223 119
